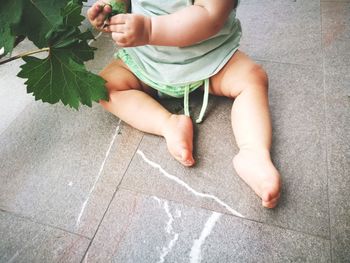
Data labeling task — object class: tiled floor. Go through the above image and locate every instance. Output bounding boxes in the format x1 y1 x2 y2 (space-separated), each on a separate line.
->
0 1 349 262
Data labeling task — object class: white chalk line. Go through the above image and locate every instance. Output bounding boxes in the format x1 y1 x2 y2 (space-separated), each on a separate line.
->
137 150 244 218
190 212 221 263
164 202 174 234
158 233 178 263
152 196 161 205
152 198 180 263
76 121 121 227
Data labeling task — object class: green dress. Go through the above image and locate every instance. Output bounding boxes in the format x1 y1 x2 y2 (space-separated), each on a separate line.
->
116 0 242 123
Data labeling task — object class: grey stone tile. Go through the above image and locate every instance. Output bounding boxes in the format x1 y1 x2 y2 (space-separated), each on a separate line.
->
0 101 143 238
85 35 118 74
322 2 350 40
119 61 330 238
86 189 331 262
266 62 329 237
322 2 350 79
0 210 89 262
0 40 35 136
324 74 350 262
237 0 322 66
322 12 350 260
321 0 350 2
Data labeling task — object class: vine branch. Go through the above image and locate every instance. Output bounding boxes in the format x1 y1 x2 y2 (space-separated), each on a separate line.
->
0 47 50 65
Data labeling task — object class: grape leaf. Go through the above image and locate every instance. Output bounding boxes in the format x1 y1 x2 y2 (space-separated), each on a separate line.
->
18 52 107 108
0 0 23 56
107 1 127 19
0 0 87 56
15 0 70 48
61 0 86 27
16 0 108 108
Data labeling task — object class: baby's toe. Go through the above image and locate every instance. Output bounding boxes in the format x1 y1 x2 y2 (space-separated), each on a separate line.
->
261 190 280 208
181 149 195 166
262 198 279 208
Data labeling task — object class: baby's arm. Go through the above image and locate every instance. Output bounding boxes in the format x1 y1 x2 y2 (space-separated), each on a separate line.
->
150 0 236 47
107 0 236 47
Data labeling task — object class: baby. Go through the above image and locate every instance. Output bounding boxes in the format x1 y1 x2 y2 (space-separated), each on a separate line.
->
88 0 281 208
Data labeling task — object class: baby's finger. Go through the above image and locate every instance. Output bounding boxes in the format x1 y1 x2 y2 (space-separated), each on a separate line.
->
102 4 112 16
106 24 125 33
95 12 108 28
110 14 128 25
87 3 102 21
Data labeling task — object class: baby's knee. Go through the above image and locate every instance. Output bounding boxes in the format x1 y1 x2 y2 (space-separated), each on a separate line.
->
229 64 268 98
249 64 268 89
99 67 112 84
99 70 135 93
235 64 268 97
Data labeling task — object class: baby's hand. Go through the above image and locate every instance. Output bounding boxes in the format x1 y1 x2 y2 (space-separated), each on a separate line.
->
87 1 112 31
106 14 152 47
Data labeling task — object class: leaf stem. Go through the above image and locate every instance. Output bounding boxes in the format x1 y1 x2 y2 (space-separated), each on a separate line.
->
0 47 50 65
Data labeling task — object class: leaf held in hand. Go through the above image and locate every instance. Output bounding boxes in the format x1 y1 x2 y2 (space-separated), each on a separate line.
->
107 1 127 19
16 0 108 109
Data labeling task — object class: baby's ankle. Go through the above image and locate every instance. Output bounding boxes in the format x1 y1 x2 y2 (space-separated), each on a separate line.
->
161 113 175 136
238 146 271 159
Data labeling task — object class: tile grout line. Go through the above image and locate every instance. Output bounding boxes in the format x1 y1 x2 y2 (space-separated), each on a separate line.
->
73 29 114 228
0 208 91 241
252 57 323 68
75 120 121 227
79 129 146 263
118 185 332 242
78 26 132 261
320 2 333 262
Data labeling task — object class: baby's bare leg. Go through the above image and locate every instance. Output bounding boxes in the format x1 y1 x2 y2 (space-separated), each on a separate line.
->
99 59 195 166
210 50 281 208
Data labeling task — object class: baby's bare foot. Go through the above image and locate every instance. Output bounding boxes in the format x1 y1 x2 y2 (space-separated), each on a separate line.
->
233 148 281 208
162 114 195 166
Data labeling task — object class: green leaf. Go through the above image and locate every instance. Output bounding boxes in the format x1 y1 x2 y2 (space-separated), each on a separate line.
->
48 26 95 63
15 0 69 48
69 32 96 63
18 49 107 109
107 1 127 19
16 0 108 109
0 0 23 56
61 0 85 27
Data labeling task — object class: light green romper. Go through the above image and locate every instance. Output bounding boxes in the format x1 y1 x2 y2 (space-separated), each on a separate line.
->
116 0 242 123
